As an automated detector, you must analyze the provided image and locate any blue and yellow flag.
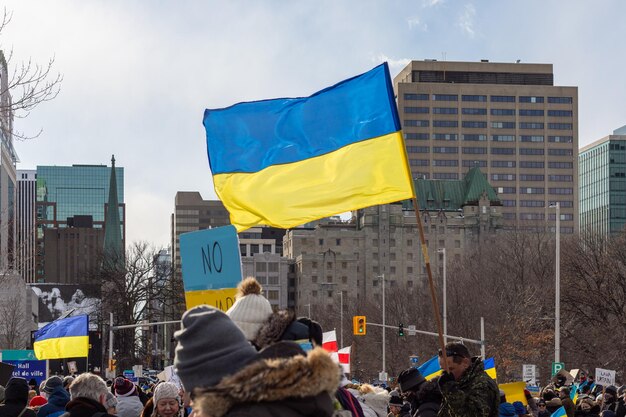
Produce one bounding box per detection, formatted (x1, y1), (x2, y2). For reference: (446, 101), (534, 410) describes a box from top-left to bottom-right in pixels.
(484, 357), (497, 380)
(418, 355), (443, 381)
(34, 315), (89, 360)
(550, 406), (567, 417)
(203, 63), (415, 232)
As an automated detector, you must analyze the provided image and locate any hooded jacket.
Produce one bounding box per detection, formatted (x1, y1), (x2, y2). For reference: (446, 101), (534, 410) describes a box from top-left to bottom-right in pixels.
(37, 386), (70, 417)
(254, 310), (317, 350)
(438, 357), (500, 417)
(0, 378), (37, 417)
(191, 347), (340, 417)
(116, 395), (144, 417)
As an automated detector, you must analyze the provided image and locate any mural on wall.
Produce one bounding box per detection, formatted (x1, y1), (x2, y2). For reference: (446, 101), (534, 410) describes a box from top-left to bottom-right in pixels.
(30, 284), (101, 330)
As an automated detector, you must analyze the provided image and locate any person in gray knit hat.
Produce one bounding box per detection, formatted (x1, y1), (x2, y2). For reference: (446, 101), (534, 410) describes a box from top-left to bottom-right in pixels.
(174, 305), (341, 417)
(151, 382), (181, 417)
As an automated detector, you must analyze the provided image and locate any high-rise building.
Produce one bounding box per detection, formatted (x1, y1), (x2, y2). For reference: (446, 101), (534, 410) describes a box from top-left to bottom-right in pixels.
(35, 163), (125, 282)
(16, 170), (37, 283)
(394, 60), (578, 233)
(579, 125), (626, 235)
(0, 50), (17, 272)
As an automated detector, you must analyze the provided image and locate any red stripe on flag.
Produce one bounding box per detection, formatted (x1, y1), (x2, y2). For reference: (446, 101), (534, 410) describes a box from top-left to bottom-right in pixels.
(338, 353), (350, 364)
(323, 341), (338, 352)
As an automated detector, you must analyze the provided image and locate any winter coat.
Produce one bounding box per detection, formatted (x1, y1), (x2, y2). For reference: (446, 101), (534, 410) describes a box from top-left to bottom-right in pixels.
(615, 399), (626, 417)
(499, 402), (517, 417)
(116, 395), (144, 417)
(438, 357), (500, 417)
(0, 378), (37, 417)
(416, 401), (440, 417)
(191, 346), (340, 417)
(360, 391), (390, 417)
(561, 397), (575, 417)
(253, 310), (310, 350)
(37, 387), (70, 417)
(64, 397), (117, 417)
(335, 387), (365, 417)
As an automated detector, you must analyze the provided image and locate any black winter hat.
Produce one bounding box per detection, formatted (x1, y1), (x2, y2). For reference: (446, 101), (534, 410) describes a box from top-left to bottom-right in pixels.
(5, 377), (29, 403)
(398, 368), (426, 393)
(606, 385), (618, 395)
(43, 376), (63, 394)
(389, 395), (403, 406)
(174, 305), (258, 392)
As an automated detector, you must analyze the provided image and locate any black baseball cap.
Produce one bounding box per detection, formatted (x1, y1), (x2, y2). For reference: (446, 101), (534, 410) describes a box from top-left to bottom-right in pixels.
(438, 342), (470, 358)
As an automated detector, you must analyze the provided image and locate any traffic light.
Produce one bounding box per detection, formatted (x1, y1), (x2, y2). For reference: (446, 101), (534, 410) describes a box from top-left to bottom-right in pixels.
(353, 316), (366, 335)
(398, 323), (405, 337)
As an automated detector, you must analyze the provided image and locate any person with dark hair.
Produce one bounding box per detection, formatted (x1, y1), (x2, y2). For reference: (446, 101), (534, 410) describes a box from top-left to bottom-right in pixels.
(603, 387), (619, 414)
(436, 342), (499, 417)
(537, 400), (550, 417)
(560, 387), (575, 417)
(37, 376), (70, 417)
(414, 380), (441, 417)
(396, 368), (425, 414)
(0, 378), (37, 417)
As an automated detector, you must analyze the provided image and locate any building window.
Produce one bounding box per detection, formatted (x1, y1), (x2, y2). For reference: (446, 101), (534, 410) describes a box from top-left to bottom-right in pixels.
(462, 134), (487, 142)
(497, 186), (516, 194)
(462, 95), (487, 102)
(462, 108), (487, 115)
(491, 122), (516, 129)
(410, 159), (430, 166)
(492, 160), (515, 168)
(520, 200), (545, 207)
(549, 175), (573, 182)
(404, 93), (429, 100)
(548, 123), (573, 130)
(312, 261), (318, 268)
(433, 120), (458, 128)
(432, 94), (458, 101)
(548, 110), (573, 117)
(492, 174), (515, 181)
(520, 213), (545, 220)
(463, 147), (487, 154)
(342, 262), (347, 268)
(520, 161), (545, 168)
(408, 146), (430, 154)
(491, 148), (516, 155)
(336, 239), (341, 245)
(312, 275), (318, 283)
(433, 146), (458, 154)
(520, 187), (545, 194)
(491, 95), (515, 102)
(549, 188), (574, 195)
(520, 148), (545, 155)
(433, 160), (459, 167)
(520, 135), (544, 142)
(548, 149), (573, 156)
(268, 263), (278, 272)
(548, 97), (573, 103)
(463, 160), (487, 167)
(342, 276), (347, 284)
(263, 244), (272, 253)
(548, 162), (573, 169)
(492, 135), (515, 142)
(520, 174), (544, 181)
(312, 290), (318, 297)
(491, 108), (515, 116)
(548, 136), (573, 143)
(462, 121), (487, 128)
(503, 213), (516, 219)
(405, 133), (430, 140)
(433, 107), (458, 114)
(407, 239), (413, 246)
(433, 173), (459, 179)
(327, 262), (332, 269)
(502, 200), (516, 207)
(519, 96), (544, 103)
(519, 122), (544, 129)
(519, 109), (544, 116)
(405, 107), (430, 114)
(432, 133), (458, 141)
(404, 120), (430, 127)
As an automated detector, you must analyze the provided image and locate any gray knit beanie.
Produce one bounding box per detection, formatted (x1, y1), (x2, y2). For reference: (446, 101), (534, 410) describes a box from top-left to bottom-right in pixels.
(174, 305), (258, 392)
(226, 277), (273, 341)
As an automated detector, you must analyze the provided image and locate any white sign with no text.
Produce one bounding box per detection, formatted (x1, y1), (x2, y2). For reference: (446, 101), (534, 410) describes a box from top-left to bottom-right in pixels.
(595, 368), (616, 386)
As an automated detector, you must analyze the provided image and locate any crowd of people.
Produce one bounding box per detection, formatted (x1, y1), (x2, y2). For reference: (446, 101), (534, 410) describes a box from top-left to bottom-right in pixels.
(0, 276), (621, 417)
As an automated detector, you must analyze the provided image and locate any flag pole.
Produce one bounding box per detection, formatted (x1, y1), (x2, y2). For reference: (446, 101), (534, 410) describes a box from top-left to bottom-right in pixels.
(411, 195), (449, 371)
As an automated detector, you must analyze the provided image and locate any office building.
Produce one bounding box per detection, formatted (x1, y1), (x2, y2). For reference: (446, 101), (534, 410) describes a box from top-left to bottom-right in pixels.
(36, 162), (125, 282)
(16, 170), (37, 283)
(580, 125), (626, 234)
(394, 60), (578, 233)
(0, 50), (16, 271)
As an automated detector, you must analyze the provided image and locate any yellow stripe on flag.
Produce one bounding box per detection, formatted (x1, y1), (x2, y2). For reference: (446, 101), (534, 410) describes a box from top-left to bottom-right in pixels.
(33, 335), (89, 360)
(214, 132), (414, 231)
(185, 288), (237, 311)
(499, 381), (528, 406)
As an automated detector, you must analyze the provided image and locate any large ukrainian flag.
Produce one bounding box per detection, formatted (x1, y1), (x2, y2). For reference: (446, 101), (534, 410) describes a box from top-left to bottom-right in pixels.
(203, 63), (415, 232)
(33, 315), (89, 360)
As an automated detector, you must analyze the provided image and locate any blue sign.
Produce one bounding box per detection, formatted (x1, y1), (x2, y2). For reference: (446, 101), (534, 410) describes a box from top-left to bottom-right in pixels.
(180, 226), (242, 291)
(3, 360), (47, 385)
(410, 356), (419, 364)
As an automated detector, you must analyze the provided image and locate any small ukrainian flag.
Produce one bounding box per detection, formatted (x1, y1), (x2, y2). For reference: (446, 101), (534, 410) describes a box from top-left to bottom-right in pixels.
(551, 406), (567, 417)
(34, 315), (89, 360)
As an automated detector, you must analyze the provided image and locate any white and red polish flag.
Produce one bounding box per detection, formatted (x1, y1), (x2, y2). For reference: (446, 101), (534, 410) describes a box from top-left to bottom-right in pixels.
(337, 346), (351, 374)
(322, 330), (338, 352)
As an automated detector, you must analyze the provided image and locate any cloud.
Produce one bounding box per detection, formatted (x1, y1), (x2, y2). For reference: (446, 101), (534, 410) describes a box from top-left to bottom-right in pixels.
(407, 16), (428, 31)
(458, 3), (476, 37)
(372, 54), (412, 75)
(422, 0), (443, 7)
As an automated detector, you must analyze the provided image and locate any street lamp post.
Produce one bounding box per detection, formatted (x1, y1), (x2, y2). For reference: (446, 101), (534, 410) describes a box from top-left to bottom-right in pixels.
(437, 248), (447, 344)
(381, 274), (386, 377)
(549, 202), (561, 363)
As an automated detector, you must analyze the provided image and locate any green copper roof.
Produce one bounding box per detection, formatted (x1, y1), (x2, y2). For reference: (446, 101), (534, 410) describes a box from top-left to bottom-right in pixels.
(405, 166), (500, 211)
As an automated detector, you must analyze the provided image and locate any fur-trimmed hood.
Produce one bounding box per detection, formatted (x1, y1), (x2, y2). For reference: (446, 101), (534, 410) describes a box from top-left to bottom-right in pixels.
(254, 310), (296, 349)
(192, 347), (341, 417)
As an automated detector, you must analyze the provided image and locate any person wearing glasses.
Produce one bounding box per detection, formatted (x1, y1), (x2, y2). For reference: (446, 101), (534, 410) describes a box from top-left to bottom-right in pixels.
(436, 342), (499, 417)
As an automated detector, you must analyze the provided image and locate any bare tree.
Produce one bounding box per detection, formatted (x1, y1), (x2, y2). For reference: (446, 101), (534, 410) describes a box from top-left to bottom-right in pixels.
(0, 7), (63, 140)
(0, 293), (30, 349)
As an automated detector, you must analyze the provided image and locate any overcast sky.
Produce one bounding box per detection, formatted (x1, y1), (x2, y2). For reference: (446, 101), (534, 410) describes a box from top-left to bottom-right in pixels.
(3, 1), (625, 247)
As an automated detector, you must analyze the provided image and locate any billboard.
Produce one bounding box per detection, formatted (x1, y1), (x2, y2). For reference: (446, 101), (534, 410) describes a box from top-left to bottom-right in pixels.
(30, 283), (101, 330)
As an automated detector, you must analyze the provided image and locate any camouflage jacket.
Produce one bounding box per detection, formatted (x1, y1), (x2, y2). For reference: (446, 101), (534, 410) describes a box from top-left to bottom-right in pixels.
(438, 357), (499, 417)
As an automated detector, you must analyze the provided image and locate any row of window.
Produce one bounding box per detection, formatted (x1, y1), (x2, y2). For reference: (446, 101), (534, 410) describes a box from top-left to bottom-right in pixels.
(491, 174), (573, 182)
(405, 133), (573, 143)
(406, 146), (574, 159)
(405, 107), (573, 117)
(404, 94), (573, 103)
(404, 120), (573, 130)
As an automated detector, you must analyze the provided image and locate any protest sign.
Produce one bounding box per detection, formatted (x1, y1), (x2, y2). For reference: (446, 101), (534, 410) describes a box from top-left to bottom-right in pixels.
(595, 368), (616, 386)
